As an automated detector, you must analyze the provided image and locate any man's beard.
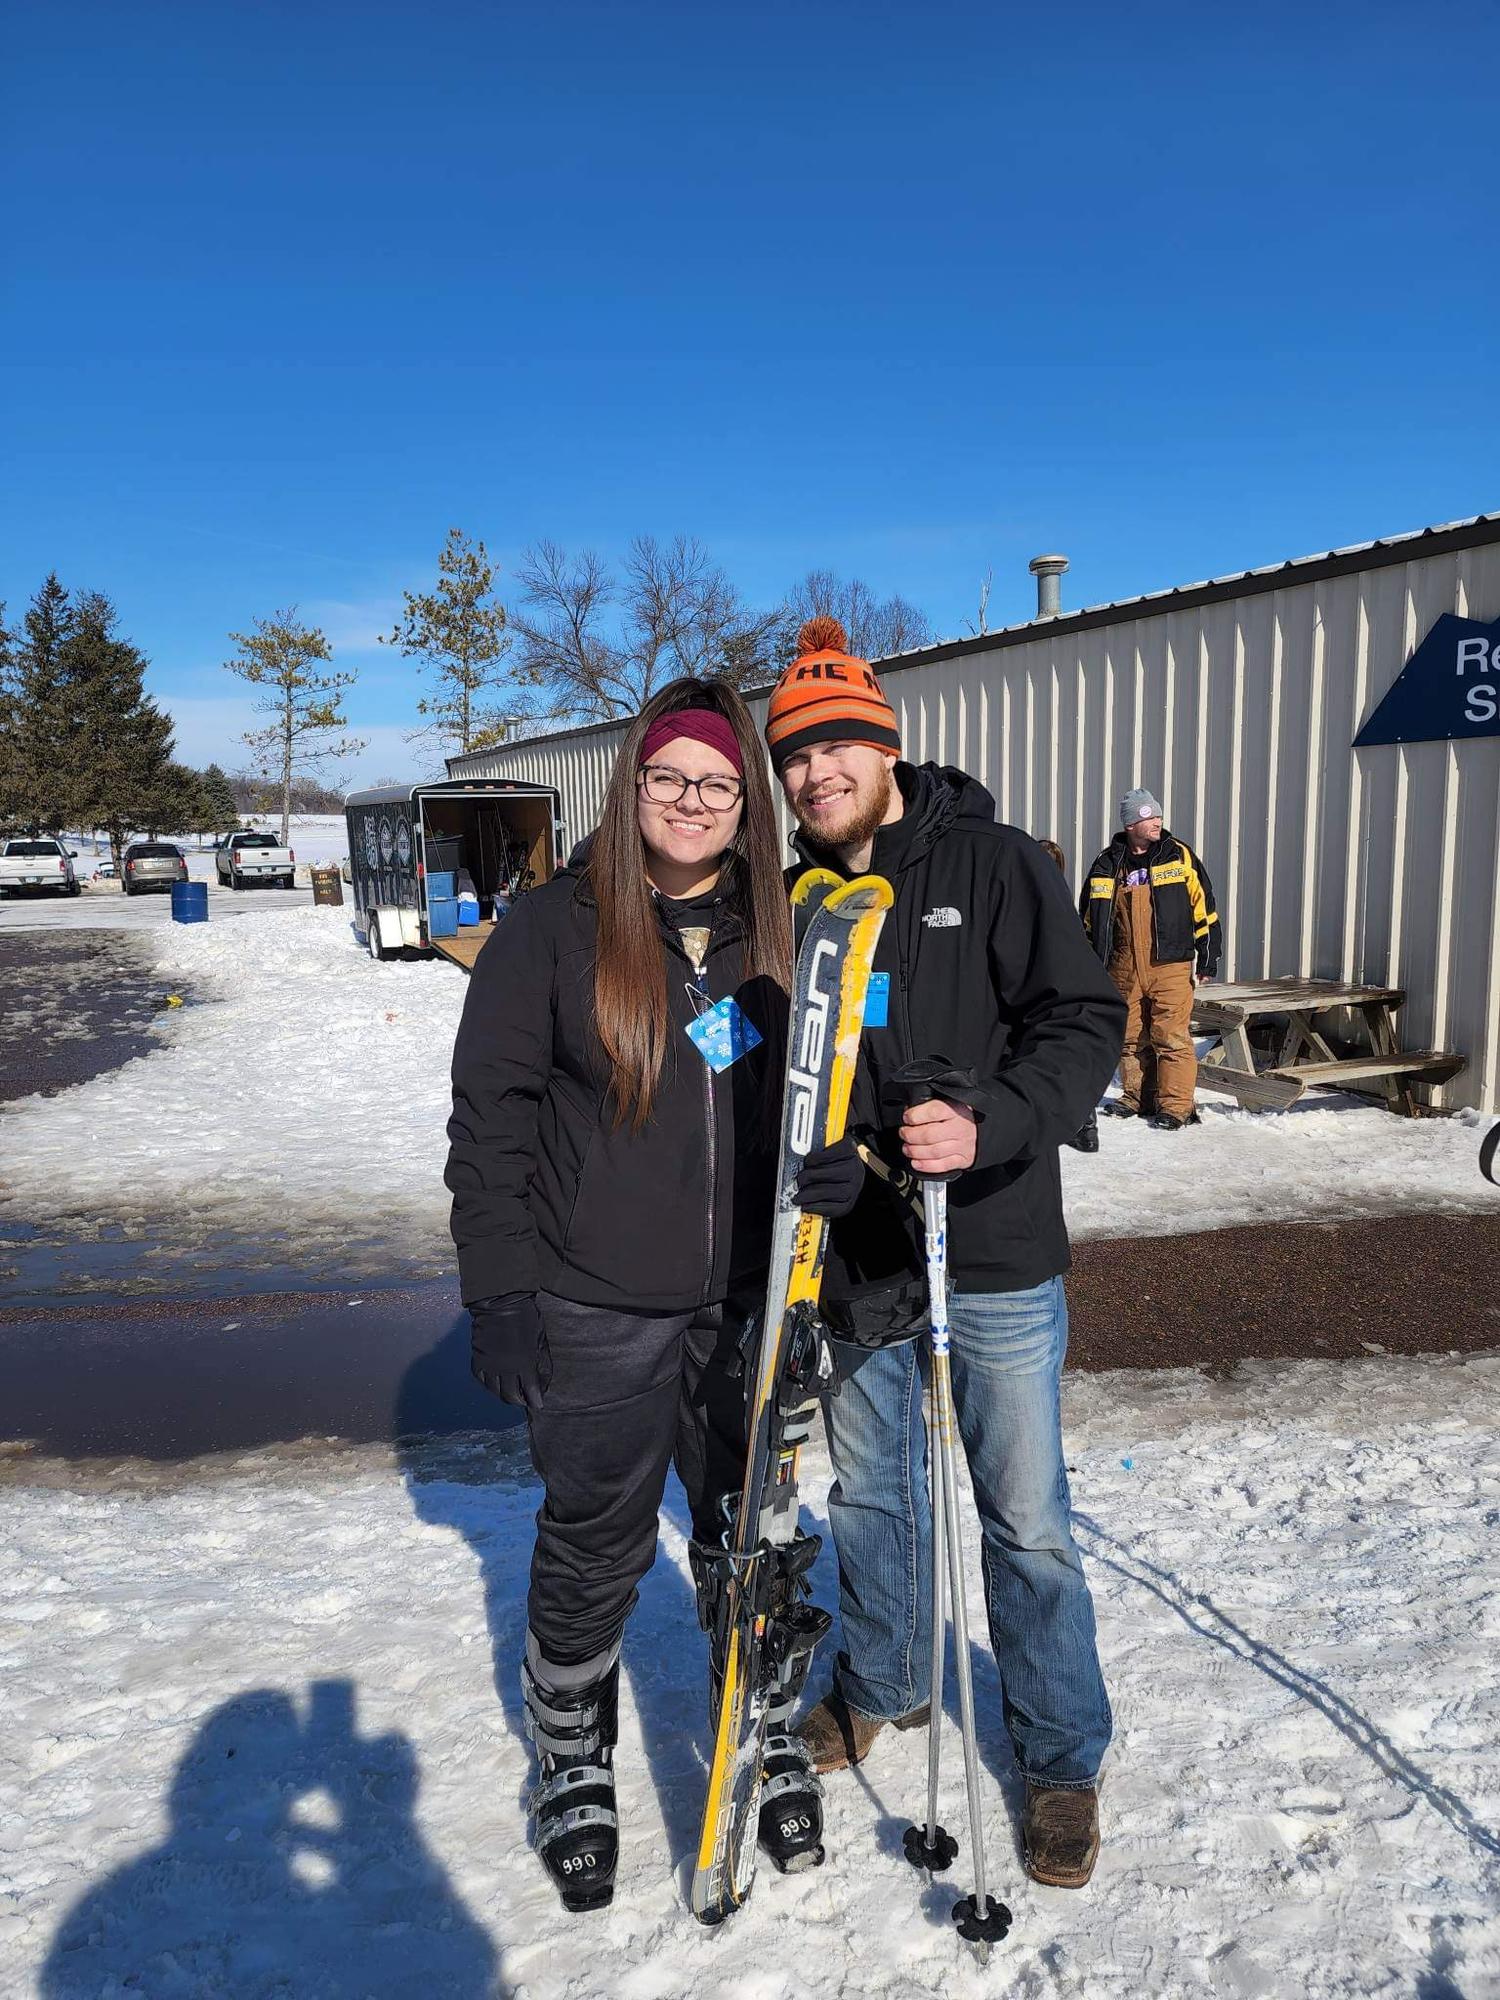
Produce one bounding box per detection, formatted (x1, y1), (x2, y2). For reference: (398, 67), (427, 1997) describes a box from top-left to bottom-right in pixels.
(793, 761), (895, 851)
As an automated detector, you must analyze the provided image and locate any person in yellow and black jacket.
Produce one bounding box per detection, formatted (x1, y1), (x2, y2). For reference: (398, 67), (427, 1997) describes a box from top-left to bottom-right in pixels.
(1080, 789), (1221, 1131)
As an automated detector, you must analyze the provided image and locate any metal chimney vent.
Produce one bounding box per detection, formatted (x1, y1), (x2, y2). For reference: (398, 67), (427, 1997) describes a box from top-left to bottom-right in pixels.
(1028, 554), (1069, 620)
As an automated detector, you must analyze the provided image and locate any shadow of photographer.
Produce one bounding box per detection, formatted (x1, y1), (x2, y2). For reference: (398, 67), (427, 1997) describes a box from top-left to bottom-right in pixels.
(40, 1679), (505, 2000)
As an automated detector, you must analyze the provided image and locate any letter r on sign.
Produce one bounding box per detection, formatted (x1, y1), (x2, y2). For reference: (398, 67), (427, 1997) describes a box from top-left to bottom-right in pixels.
(1456, 636), (1491, 675)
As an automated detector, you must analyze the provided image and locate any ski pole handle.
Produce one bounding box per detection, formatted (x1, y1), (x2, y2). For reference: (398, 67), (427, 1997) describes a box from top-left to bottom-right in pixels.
(889, 1056), (980, 1189)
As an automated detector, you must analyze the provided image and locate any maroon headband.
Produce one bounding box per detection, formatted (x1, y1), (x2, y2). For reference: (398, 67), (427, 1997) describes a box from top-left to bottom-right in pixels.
(639, 708), (744, 774)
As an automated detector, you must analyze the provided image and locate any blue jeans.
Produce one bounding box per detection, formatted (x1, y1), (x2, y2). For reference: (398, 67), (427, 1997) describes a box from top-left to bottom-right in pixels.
(824, 1275), (1110, 1789)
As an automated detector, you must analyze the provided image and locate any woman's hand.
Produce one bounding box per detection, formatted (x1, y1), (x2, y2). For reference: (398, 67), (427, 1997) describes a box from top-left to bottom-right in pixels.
(795, 1137), (868, 1218)
(469, 1293), (551, 1414)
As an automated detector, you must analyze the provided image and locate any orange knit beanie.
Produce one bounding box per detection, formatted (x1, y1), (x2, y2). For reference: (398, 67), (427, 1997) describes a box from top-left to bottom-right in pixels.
(764, 618), (901, 771)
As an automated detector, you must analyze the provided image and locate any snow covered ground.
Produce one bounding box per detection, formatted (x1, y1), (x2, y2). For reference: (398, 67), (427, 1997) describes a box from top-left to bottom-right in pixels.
(4, 1351), (1497, 1998)
(1, 906), (1495, 1277)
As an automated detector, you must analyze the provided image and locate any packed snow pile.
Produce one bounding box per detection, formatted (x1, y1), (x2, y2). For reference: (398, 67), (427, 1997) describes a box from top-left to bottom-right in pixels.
(4, 1352), (1497, 1998)
(1, 907), (1495, 1258)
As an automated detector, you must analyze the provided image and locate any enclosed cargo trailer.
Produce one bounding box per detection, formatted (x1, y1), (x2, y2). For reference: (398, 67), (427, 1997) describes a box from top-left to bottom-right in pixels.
(344, 777), (562, 970)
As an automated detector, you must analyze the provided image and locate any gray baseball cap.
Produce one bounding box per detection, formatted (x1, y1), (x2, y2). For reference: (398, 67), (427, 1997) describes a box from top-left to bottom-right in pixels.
(1120, 787), (1163, 829)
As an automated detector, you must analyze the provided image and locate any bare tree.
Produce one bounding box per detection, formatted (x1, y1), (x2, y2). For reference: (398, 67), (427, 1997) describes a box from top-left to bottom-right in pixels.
(383, 528), (513, 752)
(511, 535), (783, 722)
(968, 569), (994, 638)
(785, 570), (935, 660)
(224, 610), (365, 843)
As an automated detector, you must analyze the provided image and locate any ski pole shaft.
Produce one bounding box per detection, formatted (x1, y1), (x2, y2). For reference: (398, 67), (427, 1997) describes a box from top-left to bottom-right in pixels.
(935, 1341), (989, 1915)
(924, 1351), (946, 1847)
(923, 1174), (993, 1918)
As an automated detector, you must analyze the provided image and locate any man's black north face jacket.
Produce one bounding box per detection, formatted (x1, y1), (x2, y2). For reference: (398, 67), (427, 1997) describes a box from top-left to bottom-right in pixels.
(788, 763), (1126, 1332)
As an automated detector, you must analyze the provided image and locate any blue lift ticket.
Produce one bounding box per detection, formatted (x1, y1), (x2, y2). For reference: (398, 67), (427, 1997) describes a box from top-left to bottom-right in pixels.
(685, 996), (764, 1073)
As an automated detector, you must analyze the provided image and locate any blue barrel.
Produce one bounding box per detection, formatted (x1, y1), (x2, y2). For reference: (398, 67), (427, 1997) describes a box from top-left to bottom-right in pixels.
(171, 880), (208, 924)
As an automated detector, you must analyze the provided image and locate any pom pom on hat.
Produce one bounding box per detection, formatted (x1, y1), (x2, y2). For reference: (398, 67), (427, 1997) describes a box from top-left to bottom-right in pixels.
(797, 615), (849, 656)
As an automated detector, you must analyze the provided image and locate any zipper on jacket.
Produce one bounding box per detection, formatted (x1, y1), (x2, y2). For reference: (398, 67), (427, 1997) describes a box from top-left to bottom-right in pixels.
(658, 891), (726, 1304)
(694, 960), (718, 1301)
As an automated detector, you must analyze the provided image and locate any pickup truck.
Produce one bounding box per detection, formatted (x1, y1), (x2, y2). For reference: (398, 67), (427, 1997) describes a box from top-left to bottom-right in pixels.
(0, 837), (82, 898)
(215, 831), (297, 890)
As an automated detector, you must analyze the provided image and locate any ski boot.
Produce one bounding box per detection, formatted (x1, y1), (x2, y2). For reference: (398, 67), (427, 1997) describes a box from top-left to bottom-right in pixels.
(689, 1531), (830, 1876)
(758, 1595), (829, 1874)
(522, 1655), (619, 1913)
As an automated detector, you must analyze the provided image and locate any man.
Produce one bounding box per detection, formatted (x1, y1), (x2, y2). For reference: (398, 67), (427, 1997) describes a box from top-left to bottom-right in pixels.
(1081, 790), (1221, 1132)
(763, 617), (1126, 1890)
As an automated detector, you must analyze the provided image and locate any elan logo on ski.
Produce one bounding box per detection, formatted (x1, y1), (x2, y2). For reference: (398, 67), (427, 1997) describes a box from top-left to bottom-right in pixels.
(922, 906), (962, 929)
(787, 939), (838, 1156)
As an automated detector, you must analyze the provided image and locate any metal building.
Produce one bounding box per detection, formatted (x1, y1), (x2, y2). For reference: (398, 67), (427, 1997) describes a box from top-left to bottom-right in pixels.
(449, 514), (1500, 1113)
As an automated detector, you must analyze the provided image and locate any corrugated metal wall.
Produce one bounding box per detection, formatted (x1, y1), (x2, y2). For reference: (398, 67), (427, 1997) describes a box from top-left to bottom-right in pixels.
(453, 533), (1500, 1112)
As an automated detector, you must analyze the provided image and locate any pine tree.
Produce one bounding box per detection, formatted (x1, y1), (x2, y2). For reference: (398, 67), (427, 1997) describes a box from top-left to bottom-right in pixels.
(7, 575), (77, 831)
(60, 592), (178, 871)
(384, 528), (512, 751)
(223, 609), (365, 843)
(199, 762), (241, 838)
(0, 599), (21, 835)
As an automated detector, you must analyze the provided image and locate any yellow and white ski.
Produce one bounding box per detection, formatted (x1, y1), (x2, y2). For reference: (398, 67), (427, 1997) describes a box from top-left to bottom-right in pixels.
(690, 869), (892, 1924)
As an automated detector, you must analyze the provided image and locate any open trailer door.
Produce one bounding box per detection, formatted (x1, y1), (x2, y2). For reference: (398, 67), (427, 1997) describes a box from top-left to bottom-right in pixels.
(416, 780), (559, 971)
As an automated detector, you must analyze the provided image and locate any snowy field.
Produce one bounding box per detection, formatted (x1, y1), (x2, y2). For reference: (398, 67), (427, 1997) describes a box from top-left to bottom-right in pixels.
(1, 906), (1495, 1276)
(4, 1351), (1497, 1999)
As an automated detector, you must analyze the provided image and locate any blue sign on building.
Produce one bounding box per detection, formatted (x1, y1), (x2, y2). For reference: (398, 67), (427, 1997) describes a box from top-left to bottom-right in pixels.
(1354, 613), (1500, 746)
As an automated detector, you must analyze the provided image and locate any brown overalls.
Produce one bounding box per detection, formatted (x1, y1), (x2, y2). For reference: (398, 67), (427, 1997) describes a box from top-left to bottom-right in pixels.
(1107, 874), (1197, 1119)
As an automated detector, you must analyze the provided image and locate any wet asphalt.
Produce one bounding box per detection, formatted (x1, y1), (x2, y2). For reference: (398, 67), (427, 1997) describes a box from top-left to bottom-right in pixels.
(0, 929), (172, 1102)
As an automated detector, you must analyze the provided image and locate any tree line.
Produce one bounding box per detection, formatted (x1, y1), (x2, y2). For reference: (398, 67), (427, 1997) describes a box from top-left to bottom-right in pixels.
(0, 533), (935, 849)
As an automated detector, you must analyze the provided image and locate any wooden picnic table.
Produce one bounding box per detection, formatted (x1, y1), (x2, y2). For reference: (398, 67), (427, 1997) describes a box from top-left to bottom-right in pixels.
(1190, 976), (1464, 1115)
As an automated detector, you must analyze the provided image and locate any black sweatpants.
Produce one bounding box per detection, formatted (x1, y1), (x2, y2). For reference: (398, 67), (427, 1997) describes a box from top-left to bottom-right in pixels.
(525, 1292), (750, 1671)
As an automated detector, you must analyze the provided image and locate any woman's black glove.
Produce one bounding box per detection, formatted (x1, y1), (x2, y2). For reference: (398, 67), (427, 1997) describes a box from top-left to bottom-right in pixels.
(794, 1136), (867, 1219)
(468, 1292), (551, 1414)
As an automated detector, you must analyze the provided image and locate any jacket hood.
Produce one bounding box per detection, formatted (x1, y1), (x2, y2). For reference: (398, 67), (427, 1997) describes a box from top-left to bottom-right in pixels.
(791, 761), (998, 877)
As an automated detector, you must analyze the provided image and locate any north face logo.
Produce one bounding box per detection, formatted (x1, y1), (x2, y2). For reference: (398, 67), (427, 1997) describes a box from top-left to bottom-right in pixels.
(922, 906), (962, 929)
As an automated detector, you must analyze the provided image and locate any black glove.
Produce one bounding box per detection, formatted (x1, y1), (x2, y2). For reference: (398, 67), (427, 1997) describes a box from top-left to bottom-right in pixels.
(469, 1292), (551, 1414)
(795, 1136), (867, 1219)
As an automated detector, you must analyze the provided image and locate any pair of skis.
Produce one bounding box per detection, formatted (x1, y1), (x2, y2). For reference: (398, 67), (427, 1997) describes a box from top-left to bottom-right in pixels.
(689, 866), (892, 1926)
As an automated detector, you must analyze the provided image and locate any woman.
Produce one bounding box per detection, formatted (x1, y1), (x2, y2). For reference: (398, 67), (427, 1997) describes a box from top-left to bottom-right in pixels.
(445, 677), (796, 1913)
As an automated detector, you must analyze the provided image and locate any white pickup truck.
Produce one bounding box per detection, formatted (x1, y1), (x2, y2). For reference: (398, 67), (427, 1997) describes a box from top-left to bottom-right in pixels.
(0, 837), (82, 897)
(214, 830), (297, 890)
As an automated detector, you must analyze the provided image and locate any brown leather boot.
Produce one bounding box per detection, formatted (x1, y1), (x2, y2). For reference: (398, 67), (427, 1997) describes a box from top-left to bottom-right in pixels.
(795, 1692), (931, 1774)
(1023, 1781), (1100, 1887)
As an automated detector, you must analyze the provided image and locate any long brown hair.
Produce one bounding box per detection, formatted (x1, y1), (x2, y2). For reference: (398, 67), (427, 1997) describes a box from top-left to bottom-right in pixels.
(590, 677), (792, 1130)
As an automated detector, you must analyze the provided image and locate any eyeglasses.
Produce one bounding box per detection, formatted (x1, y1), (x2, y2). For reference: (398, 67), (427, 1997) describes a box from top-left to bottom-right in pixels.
(637, 764), (744, 811)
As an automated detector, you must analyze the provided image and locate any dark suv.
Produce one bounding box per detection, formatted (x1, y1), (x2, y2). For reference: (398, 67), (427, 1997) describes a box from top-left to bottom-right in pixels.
(122, 841), (190, 895)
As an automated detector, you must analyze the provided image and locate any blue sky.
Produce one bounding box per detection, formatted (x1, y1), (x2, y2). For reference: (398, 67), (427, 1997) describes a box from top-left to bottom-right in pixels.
(5, 0), (1497, 783)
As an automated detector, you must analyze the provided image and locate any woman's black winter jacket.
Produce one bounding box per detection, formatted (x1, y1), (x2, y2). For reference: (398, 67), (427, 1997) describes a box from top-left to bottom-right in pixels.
(445, 859), (785, 1312)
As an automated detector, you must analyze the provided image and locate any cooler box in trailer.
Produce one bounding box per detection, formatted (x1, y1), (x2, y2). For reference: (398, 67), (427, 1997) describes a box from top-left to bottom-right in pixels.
(428, 897), (459, 939)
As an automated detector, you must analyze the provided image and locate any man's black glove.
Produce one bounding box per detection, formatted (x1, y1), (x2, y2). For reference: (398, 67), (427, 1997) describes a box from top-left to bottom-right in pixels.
(468, 1292), (551, 1414)
(795, 1136), (867, 1219)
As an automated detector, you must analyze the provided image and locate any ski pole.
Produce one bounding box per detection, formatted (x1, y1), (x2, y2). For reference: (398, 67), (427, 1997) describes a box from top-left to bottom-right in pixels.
(903, 1341), (956, 1876)
(895, 1062), (1010, 1951)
